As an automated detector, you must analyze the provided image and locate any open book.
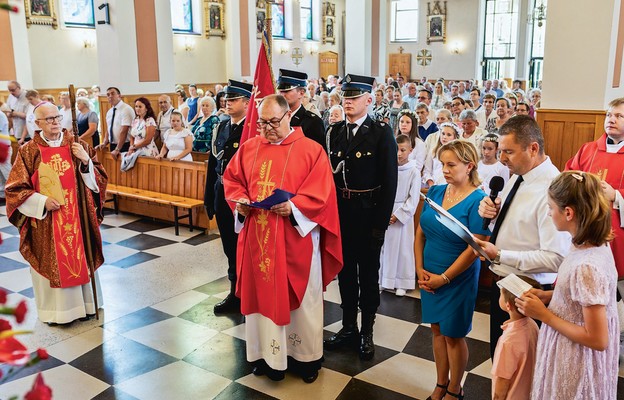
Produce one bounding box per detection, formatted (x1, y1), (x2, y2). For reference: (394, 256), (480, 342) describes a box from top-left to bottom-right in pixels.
(420, 192), (491, 261)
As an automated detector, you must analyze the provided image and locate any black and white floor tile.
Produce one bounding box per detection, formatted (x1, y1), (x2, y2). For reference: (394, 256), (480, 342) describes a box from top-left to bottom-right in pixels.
(1, 206), (623, 399)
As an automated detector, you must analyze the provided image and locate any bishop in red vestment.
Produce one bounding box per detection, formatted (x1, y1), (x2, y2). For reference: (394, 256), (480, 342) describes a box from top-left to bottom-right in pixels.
(223, 95), (342, 383)
(5, 102), (107, 324)
(566, 98), (624, 278)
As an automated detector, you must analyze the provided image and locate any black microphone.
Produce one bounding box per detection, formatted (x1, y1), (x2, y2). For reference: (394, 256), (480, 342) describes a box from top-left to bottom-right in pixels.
(482, 176), (505, 230)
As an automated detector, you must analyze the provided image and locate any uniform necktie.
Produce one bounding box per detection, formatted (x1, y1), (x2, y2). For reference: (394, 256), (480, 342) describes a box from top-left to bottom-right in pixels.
(347, 123), (357, 142)
(109, 106), (116, 144)
(490, 175), (524, 244)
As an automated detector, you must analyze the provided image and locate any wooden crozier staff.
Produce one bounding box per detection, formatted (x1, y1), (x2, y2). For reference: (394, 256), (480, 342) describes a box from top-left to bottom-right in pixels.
(68, 84), (99, 320)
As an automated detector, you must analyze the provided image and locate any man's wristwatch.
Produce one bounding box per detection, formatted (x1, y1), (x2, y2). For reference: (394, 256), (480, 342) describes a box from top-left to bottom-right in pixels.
(492, 249), (502, 265)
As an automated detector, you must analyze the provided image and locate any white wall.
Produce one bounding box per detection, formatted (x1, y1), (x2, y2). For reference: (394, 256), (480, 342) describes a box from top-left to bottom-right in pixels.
(540, 0), (615, 109)
(28, 24), (99, 89)
(172, 35), (228, 84)
(385, 0), (480, 81)
(1, 5), (34, 89)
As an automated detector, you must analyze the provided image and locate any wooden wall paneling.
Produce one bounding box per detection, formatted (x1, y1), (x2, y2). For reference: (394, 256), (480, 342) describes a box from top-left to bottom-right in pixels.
(319, 51), (339, 80)
(536, 109), (606, 171)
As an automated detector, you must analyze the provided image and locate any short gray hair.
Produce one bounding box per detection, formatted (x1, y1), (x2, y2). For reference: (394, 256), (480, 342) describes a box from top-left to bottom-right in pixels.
(459, 109), (477, 121)
(415, 102), (429, 112)
(76, 96), (91, 109)
(200, 96), (216, 112)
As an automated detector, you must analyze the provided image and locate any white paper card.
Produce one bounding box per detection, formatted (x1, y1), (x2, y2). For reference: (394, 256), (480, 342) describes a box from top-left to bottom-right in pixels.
(496, 273), (533, 298)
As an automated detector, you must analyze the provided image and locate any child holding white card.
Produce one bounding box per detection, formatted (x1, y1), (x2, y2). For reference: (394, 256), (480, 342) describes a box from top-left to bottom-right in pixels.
(516, 171), (618, 399)
(491, 275), (541, 400)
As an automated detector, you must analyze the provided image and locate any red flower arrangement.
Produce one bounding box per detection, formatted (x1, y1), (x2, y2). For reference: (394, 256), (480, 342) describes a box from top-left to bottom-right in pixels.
(0, 289), (53, 399)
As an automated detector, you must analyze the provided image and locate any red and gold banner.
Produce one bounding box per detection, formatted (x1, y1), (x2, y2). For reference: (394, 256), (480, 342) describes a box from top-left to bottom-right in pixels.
(240, 30), (275, 145)
(33, 144), (90, 288)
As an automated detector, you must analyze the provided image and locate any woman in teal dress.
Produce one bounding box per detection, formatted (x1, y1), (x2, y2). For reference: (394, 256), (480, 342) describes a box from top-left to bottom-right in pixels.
(415, 140), (490, 400)
(191, 97), (219, 153)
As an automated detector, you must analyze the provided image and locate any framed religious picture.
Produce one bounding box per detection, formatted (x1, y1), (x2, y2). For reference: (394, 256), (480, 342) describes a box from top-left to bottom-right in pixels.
(323, 1), (335, 17)
(322, 16), (335, 44)
(205, 1), (225, 38)
(427, 1), (446, 44)
(24, 0), (58, 29)
(256, 9), (266, 38)
(60, 0), (95, 28)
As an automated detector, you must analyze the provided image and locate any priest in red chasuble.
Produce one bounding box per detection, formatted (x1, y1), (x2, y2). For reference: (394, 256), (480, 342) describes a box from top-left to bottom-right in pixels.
(5, 102), (107, 325)
(566, 97), (624, 279)
(223, 94), (342, 383)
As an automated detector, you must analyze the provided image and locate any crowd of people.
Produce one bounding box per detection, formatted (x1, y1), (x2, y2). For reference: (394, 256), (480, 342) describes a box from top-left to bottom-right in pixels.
(1, 71), (623, 399)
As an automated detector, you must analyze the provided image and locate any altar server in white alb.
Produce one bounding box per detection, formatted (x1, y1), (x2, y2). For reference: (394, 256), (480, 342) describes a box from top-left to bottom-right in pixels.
(379, 134), (421, 296)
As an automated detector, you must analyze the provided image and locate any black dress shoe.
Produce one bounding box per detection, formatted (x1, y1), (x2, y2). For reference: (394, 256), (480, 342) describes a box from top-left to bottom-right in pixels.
(266, 368), (285, 381)
(323, 325), (359, 349)
(359, 332), (375, 360)
(252, 366), (265, 376)
(302, 370), (319, 383)
(213, 293), (241, 314)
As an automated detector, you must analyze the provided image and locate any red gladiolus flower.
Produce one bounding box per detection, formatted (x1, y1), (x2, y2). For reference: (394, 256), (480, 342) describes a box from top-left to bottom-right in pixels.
(0, 290), (6, 304)
(14, 300), (27, 323)
(0, 319), (11, 332)
(0, 337), (30, 365)
(24, 373), (53, 400)
(36, 348), (49, 360)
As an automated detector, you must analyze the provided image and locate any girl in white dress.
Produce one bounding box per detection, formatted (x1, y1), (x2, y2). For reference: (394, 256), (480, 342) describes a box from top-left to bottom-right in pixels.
(477, 133), (509, 195)
(516, 171), (619, 400)
(156, 111), (193, 162)
(397, 109), (426, 173)
(379, 134), (421, 296)
(423, 122), (460, 187)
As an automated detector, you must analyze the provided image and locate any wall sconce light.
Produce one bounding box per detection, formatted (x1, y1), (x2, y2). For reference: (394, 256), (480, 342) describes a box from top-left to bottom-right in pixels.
(309, 46), (318, 55)
(82, 33), (95, 48)
(279, 45), (288, 54)
(184, 37), (194, 52)
(452, 42), (460, 54)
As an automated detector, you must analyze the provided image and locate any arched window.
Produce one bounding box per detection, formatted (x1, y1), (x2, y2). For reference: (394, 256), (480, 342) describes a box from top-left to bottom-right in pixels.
(171, 0), (194, 33)
(482, 0), (519, 80)
(61, 0), (95, 28)
(390, 0), (419, 42)
(300, 0), (313, 40)
(529, 0), (547, 89)
(272, 0), (286, 38)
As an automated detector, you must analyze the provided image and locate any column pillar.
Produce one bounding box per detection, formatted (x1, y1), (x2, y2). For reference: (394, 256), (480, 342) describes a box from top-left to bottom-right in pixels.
(345, 0), (372, 76)
(541, 0), (618, 109)
(95, 0), (174, 94)
(0, 6), (33, 89)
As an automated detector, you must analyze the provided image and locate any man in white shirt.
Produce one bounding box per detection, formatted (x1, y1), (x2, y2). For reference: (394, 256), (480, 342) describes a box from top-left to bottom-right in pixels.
(476, 94), (496, 128)
(402, 83), (418, 111)
(21, 90), (42, 145)
(96, 87), (134, 158)
(307, 83), (325, 113)
(6, 80), (29, 141)
(156, 94), (175, 140)
(457, 81), (470, 100)
(476, 115), (570, 358)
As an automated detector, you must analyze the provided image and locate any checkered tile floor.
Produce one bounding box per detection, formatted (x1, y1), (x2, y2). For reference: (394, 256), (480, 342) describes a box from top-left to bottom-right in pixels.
(1, 204), (623, 399)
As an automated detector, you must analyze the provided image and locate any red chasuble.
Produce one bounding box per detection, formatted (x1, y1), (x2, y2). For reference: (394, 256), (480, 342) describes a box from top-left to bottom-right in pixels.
(566, 134), (624, 277)
(223, 127), (343, 326)
(6, 134), (107, 288)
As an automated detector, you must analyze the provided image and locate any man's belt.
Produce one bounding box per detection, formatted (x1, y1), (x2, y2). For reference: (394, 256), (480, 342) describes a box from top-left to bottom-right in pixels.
(339, 186), (381, 200)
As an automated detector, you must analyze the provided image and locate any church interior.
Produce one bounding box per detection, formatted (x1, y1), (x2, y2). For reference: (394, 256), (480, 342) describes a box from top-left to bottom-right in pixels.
(1, 0), (624, 399)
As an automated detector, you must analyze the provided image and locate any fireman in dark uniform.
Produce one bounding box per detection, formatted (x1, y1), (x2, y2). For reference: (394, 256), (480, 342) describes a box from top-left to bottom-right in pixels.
(323, 74), (398, 360)
(277, 69), (326, 147)
(204, 79), (253, 314)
